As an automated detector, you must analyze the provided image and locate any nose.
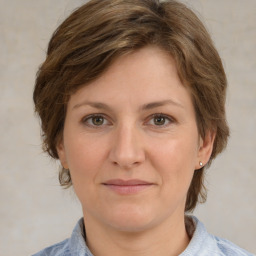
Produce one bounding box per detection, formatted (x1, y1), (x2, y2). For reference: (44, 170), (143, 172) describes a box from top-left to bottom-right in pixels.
(109, 124), (145, 169)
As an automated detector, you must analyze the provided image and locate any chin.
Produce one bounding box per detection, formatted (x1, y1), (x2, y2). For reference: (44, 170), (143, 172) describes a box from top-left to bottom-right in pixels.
(110, 219), (154, 233)
(103, 206), (157, 232)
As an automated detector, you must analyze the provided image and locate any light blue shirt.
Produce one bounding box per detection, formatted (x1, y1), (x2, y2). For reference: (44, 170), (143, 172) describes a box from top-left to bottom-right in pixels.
(32, 216), (254, 256)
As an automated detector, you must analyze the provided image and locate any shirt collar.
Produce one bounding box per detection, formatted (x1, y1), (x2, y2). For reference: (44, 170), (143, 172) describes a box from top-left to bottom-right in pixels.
(68, 216), (223, 256)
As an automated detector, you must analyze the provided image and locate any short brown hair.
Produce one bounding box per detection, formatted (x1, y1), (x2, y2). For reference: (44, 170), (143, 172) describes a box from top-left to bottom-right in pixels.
(33, 0), (229, 212)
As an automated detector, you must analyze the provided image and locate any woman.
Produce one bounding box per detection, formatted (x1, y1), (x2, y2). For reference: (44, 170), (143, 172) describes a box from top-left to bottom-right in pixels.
(32, 0), (253, 255)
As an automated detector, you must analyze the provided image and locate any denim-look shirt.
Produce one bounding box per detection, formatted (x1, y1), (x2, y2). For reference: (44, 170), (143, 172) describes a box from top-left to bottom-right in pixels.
(32, 216), (254, 256)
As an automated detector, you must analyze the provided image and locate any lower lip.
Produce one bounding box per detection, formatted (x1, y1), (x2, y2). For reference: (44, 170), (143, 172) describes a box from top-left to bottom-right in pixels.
(103, 184), (153, 195)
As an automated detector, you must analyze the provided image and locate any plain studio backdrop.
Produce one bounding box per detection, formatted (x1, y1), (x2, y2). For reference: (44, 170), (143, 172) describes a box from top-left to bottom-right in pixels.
(0, 0), (255, 255)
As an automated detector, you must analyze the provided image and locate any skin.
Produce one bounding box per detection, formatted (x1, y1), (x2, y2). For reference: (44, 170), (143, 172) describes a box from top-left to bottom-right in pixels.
(57, 46), (215, 256)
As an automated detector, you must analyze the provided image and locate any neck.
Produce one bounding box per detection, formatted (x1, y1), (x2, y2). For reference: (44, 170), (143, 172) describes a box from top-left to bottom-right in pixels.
(83, 213), (190, 256)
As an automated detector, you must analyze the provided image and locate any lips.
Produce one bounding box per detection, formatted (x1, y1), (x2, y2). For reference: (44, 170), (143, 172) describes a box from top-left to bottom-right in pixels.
(103, 179), (152, 186)
(102, 179), (154, 195)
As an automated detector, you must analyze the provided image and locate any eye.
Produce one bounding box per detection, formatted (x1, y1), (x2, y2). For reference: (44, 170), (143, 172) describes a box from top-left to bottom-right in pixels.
(153, 115), (166, 125)
(82, 114), (110, 127)
(147, 113), (174, 127)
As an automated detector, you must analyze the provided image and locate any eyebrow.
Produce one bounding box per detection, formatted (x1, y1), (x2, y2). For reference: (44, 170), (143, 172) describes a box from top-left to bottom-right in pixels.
(73, 101), (112, 111)
(72, 99), (184, 111)
(140, 99), (184, 110)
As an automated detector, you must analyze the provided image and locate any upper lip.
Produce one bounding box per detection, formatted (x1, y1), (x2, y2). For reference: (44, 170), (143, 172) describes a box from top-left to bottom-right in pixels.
(103, 179), (153, 186)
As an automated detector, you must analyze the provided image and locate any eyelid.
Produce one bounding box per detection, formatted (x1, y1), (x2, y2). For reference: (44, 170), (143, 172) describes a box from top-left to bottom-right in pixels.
(146, 113), (175, 127)
(81, 113), (175, 128)
(81, 113), (112, 127)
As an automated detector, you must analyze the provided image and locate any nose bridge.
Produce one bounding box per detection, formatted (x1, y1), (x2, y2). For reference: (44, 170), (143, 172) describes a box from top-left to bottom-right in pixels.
(109, 121), (145, 168)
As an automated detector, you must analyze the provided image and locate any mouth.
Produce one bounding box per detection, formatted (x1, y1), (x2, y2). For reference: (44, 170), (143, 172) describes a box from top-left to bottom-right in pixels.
(102, 179), (154, 195)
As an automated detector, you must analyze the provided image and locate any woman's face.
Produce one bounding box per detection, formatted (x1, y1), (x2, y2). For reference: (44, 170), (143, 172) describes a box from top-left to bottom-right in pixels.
(57, 46), (213, 232)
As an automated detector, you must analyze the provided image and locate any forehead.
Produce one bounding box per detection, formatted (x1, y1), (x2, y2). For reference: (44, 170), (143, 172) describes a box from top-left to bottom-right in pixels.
(68, 46), (193, 112)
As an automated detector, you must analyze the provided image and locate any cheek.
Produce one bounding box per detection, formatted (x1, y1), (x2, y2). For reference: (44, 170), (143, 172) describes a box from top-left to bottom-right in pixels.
(148, 135), (198, 186)
(65, 135), (110, 205)
(64, 133), (108, 182)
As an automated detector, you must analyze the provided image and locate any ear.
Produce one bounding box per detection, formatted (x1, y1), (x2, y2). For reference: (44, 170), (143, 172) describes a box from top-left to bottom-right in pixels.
(196, 130), (216, 169)
(56, 140), (69, 169)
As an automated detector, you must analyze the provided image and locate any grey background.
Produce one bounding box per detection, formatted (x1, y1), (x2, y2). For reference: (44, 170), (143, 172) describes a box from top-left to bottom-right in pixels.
(0, 0), (255, 255)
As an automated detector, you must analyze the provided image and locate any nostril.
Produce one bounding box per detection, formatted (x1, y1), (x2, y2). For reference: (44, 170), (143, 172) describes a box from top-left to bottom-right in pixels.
(111, 159), (141, 169)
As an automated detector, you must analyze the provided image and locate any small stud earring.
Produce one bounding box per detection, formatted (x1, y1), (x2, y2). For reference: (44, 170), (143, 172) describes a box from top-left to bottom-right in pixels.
(199, 161), (203, 167)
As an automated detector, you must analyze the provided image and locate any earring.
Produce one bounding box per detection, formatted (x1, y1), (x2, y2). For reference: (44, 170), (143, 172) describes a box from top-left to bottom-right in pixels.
(199, 161), (203, 167)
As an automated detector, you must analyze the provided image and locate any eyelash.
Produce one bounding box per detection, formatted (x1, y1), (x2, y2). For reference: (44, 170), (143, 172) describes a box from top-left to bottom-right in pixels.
(147, 113), (175, 128)
(81, 113), (175, 128)
(81, 114), (111, 128)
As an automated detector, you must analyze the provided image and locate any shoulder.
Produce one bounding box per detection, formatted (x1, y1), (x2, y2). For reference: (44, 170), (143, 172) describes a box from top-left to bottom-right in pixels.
(212, 235), (255, 256)
(182, 216), (255, 256)
(32, 239), (70, 256)
(32, 218), (91, 256)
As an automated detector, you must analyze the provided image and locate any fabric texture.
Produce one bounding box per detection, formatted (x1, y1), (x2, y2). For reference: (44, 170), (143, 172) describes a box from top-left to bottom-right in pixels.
(32, 216), (254, 256)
